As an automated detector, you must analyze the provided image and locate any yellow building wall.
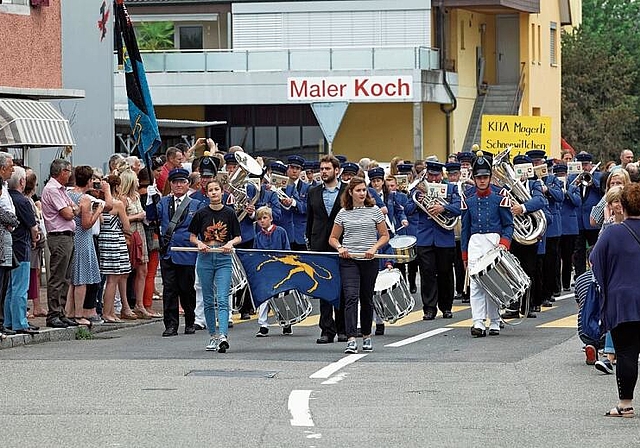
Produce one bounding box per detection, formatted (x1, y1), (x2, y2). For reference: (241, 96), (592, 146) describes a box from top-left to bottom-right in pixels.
(423, 103), (447, 161)
(332, 103), (414, 163)
(520, 4), (562, 157)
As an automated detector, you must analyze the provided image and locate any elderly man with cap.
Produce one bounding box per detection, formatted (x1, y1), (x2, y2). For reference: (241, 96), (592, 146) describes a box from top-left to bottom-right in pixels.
(446, 161), (469, 303)
(461, 152), (514, 337)
(553, 163), (581, 294)
(340, 162), (360, 183)
(405, 161), (461, 320)
(156, 168), (204, 336)
(501, 154), (548, 319)
(278, 155), (310, 251)
(569, 151), (603, 279)
(527, 150), (564, 306)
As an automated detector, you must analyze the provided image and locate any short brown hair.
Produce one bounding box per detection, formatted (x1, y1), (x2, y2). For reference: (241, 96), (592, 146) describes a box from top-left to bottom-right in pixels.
(319, 154), (340, 169)
(621, 182), (640, 216)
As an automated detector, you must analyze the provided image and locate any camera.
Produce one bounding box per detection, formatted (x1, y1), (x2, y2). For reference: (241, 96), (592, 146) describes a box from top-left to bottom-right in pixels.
(93, 181), (101, 190)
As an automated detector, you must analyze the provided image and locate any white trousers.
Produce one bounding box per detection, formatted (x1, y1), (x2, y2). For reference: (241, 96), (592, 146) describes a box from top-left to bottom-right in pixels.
(468, 233), (501, 330)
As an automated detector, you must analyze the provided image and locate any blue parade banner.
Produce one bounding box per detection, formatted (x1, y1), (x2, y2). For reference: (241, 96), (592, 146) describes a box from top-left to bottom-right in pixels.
(114, 0), (161, 168)
(235, 250), (341, 308)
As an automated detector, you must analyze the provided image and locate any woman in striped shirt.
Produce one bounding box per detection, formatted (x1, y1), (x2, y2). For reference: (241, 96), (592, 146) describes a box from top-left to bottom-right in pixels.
(329, 177), (389, 354)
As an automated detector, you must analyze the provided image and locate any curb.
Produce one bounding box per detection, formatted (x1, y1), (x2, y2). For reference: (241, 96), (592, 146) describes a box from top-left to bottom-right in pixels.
(0, 319), (159, 350)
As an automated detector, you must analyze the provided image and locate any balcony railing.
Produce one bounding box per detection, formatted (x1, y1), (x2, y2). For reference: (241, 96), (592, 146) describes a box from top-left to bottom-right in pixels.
(114, 46), (440, 73)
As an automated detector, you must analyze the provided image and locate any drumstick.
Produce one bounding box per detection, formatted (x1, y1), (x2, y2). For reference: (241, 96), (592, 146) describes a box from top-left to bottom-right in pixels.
(170, 246), (410, 260)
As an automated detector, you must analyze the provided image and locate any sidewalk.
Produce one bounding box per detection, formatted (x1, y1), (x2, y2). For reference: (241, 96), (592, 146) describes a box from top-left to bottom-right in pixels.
(1, 278), (164, 350)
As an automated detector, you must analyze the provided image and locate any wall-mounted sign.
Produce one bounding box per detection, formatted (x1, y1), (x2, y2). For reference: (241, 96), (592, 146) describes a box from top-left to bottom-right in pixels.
(288, 76), (413, 101)
(481, 115), (552, 154)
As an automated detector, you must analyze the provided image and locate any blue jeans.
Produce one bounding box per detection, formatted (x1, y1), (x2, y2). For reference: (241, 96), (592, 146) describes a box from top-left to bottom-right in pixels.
(4, 261), (30, 330)
(196, 252), (232, 337)
(604, 331), (616, 355)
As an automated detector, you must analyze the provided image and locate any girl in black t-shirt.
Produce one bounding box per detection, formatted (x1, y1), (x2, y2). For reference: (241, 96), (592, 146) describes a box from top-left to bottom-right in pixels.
(188, 179), (241, 353)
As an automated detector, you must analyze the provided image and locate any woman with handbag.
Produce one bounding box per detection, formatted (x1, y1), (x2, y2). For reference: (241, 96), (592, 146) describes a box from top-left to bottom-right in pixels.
(119, 166), (154, 319)
(590, 182), (640, 418)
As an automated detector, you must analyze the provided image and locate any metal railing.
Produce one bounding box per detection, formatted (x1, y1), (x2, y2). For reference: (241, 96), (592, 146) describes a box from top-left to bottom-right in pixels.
(114, 46), (440, 73)
(512, 62), (526, 114)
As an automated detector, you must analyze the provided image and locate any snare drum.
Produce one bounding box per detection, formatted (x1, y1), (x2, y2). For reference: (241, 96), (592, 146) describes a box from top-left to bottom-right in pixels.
(388, 235), (417, 262)
(372, 269), (415, 324)
(469, 248), (531, 309)
(269, 290), (313, 326)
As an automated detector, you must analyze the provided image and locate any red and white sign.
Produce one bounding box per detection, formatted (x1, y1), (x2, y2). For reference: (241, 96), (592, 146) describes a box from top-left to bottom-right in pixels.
(288, 76), (413, 101)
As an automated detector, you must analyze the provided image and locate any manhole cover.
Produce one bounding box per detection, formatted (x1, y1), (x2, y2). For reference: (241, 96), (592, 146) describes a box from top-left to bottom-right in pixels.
(186, 369), (278, 378)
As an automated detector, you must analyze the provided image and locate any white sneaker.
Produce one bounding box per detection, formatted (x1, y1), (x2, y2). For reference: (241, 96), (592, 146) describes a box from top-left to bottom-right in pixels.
(344, 340), (358, 354)
(362, 337), (373, 352)
(205, 336), (219, 351)
(218, 334), (229, 353)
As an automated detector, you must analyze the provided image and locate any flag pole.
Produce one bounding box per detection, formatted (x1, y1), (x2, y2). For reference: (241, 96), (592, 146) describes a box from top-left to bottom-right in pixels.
(170, 246), (411, 260)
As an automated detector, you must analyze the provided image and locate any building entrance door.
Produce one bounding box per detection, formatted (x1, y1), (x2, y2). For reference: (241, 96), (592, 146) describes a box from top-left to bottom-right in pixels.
(496, 15), (520, 84)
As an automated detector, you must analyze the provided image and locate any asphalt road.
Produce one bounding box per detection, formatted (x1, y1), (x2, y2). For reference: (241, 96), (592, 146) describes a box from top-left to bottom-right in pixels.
(1, 293), (638, 447)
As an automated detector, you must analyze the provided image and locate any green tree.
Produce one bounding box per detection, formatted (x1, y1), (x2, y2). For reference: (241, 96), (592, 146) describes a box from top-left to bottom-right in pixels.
(562, 0), (640, 160)
(136, 21), (174, 51)
(562, 29), (638, 162)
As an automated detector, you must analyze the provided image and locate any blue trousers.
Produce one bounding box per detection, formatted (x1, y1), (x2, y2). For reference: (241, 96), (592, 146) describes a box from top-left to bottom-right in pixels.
(196, 252), (232, 337)
(4, 261), (30, 330)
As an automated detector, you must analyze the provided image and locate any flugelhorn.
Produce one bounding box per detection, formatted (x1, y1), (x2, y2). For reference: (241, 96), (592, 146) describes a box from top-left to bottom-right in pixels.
(412, 188), (459, 231)
(573, 162), (601, 187)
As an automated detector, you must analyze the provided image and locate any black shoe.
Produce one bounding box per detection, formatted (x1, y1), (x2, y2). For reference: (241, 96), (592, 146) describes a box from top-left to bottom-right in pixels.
(461, 295), (470, 304)
(162, 327), (178, 337)
(531, 306), (542, 312)
(442, 311), (453, 319)
(422, 311), (435, 321)
(453, 293), (463, 301)
(526, 312), (537, 318)
(499, 321), (505, 329)
(488, 329), (500, 336)
(45, 318), (68, 329)
(28, 325), (40, 331)
(337, 334), (348, 342)
(552, 291), (561, 298)
(184, 325), (196, 335)
(541, 300), (553, 308)
(282, 325), (292, 335)
(375, 323), (385, 336)
(0, 326), (16, 335)
(501, 310), (520, 319)
(240, 313), (251, 320)
(16, 328), (39, 335)
(193, 323), (206, 331)
(410, 286), (417, 294)
(316, 335), (334, 344)
(470, 326), (486, 337)
(256, 326), (269, 337)
(60, 316), (79, 327)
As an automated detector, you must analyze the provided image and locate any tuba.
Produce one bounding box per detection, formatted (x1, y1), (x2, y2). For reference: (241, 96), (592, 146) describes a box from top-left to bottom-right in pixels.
(491, 148), (547, 245)
(227, 152), (264, 221)
(412, 185), (459, 231)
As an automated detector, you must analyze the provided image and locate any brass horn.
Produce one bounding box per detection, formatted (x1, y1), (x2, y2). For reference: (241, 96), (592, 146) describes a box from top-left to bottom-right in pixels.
(227, 152), (264, 221)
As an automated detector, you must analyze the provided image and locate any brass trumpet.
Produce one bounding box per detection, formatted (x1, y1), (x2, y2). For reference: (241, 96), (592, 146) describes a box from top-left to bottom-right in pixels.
(573, 162), (601, 187)
(412, 191), (459, 230)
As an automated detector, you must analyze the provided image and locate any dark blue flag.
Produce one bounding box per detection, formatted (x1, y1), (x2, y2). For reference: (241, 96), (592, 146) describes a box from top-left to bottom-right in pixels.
(114, 0), (161, 167)
(236, 250), (341, 308)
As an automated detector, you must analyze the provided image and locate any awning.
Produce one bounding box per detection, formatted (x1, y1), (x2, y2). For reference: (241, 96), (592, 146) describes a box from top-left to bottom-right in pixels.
(0, 98), (75, 147)
(114, 104), (226, 129)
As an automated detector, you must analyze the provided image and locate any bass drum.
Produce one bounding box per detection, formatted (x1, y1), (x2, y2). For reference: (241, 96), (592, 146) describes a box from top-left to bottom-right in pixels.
(372, 268), (415, 324)
(469, 248), (530, 309)
(269, 290), (313, 326)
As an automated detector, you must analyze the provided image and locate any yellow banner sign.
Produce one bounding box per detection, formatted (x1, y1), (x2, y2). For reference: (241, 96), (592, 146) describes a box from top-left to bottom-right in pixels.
(481, 115), (551, 154)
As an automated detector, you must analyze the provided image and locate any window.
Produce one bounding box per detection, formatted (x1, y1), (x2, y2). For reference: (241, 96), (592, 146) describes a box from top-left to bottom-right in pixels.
(537, 25), (542, 65)
(460, 20), (465, 50)
(0, 0), (30, 14)
(531, 24), (536, 63)
(178, 26), (203, 50)
(1, 0), (30, 4)
(550, 22), (558, 66)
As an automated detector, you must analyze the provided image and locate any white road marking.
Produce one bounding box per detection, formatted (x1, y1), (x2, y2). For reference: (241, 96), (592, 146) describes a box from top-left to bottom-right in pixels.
(309, 354), (368, 379)
(321, 372), (347, 385)
(384, 327), (453, 347)
(554, 292), (574, 301)
(288, 390), (314, 427)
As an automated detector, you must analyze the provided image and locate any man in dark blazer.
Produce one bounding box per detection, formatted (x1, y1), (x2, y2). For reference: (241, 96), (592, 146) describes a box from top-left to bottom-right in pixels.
(306, 155), (347, 344)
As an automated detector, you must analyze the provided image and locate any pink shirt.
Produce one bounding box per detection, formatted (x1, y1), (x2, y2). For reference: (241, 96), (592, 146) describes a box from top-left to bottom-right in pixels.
(41, 177), (76, 233)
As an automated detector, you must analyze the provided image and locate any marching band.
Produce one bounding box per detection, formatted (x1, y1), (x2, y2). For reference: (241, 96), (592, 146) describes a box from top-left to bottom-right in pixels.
(158, 141), (609, 352)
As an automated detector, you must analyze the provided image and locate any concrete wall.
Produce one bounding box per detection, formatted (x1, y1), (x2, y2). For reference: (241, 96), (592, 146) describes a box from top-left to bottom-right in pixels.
(0, 3), (62, 89)
(53, 0), (114, 168)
